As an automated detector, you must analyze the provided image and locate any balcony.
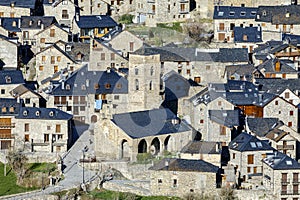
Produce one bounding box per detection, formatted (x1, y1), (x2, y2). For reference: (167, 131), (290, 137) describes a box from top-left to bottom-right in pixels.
(179, 10), (189, 14)
(277, 145), (294, 150)
(281, 179), (290, 185)
(281, 190), (299, 195)
(0, 133), (14, 139)
(179, 0), (188, 2)
(293, 179), (300, 184)
(53, 139), (67, 146)
(32, 139), (49, 146)
(0, 123), (15, 129)
(147, 0), (155, 3)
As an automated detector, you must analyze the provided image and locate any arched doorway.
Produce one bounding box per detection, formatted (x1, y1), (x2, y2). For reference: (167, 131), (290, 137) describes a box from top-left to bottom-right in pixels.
(150, 137), (160, 155)
(91, 115), (98, 123)
(138, 139), (147, 153)
(194, 131), (201, 141)
(120, 139), (129, 159)
(164, 135), (171, 151)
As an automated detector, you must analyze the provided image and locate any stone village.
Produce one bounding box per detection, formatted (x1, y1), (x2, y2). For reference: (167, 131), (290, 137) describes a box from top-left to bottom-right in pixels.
(1, 0), (300, 199)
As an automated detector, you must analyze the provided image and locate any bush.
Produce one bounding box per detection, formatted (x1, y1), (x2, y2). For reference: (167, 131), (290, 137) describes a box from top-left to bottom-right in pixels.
(136, 153), (154, 164)
(119, 14), (134, 24)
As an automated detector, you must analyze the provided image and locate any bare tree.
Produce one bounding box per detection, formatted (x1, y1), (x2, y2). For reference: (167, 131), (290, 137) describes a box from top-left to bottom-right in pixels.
(6, 151), (28, 184)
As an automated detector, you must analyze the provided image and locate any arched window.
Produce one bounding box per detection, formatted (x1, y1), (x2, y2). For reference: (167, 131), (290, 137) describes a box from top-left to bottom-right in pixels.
(149, 81), (153, 90)
(135, 79), (139, 90)
(135, 67), (138, 75)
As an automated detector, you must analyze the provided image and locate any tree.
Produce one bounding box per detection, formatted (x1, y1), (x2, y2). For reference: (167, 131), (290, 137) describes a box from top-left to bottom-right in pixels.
(6, 151), (28, 184)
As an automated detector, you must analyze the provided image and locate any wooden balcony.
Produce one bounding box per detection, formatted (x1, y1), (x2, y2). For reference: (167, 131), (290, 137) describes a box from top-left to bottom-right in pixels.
(281, 179), (290, 185)
(275, 52), (300, 57)
(281, 190), (299, 195)
(0, 133), (14, 139)
(0, 123), (15, 129)
(277, 145), (294, 150)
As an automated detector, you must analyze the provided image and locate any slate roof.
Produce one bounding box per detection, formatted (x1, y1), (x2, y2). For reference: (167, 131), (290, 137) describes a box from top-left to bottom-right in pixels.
(180, 141), (221, 154)
(229, 132), (274, 152)
(234, 27), (262, 43)
(263, 151), (300, 170)
(75, 15), (118, 29)
(10, 84), (43, 98)
(17, 107), (72, 120)
(257, 58), (298, 73)
(282, 33), (300, 44)
(254, 78), (300, 94)
(213, 6), (258, 19)
(50, 65), (128, 96)
(21, 16), (57, 29)
(256, 5), (300, 25)
(66, 42), (90, 62)
(0, 98), (22, 115)
(0, 0), (36, 8)
(0, 70), (25, 85)
(149, 158), (219, 173)
(0, 18), (21, 32)
(112, 108), (191, 139)
(162, 70), (191, 101)
(35, 43), (76, 63)
(247, 117), (279, 137)
(209, 110), (240, 128)
(225, 64), (255, 81)
(134, 47), (249, 63)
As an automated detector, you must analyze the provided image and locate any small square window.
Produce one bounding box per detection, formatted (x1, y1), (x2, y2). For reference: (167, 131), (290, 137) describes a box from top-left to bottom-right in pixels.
(1, 89), (5, 94)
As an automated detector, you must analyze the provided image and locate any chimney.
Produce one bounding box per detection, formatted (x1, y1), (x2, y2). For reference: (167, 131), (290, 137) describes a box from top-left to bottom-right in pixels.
(61, 81), (65, 90)
(0, 19), (2, 26)
(107, 67), (111, 73)
(18, 18), (21, 28)
(75, 13), (79, 22)
(41, 23), (44, 30)
(258, 93), (263, 102)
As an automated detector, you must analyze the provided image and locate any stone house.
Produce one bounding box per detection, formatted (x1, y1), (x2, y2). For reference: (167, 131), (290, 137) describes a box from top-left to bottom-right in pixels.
(207, 110), (241, 145)
(64, 42), (90, 65)
(34, 23), (69, 53)
(224, 64), (256, 81)
(71, 14), (118, 43)
(34, 43), (78, 84)
(255, 5), (300, 42)
(213, 6), (259, 43)
(0, 18), (22, 39)
(263, 96), (298, 132)
(180, 141), (222, 167)
(20, 16), (57, 46)
(109, 0), (135, 17)
(233, 26), (262, 53)
(0, 70), (25, 98)
(246, 117), (299, 159)
(77, 0), (109, 16)
(263, 151), (300, 200)
(0, 35), (19, 69)
(47, 64), (128, 123)
(89, 37), (128, 71)
(149, 158), (220, 197)
(43, 0), (76, 27)
(279, 88), (300, 106)
(229, 132), (274, 183)
(133, 0), (191, 26)
(0, 0), (37, 18)
(14, 107), (73, 154)
(94, 108), (193, 161)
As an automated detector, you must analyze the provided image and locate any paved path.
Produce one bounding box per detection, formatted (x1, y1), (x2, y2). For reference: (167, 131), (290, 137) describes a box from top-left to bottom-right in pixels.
(2, 125), (97, 200)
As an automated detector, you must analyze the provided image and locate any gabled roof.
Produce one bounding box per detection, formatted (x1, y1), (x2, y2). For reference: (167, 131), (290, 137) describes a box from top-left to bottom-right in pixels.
(35, 43), (76, 63)
(75, 15), (118, 29)
(34, 23), (68, 36)
(213, 6), (258, 19)
(0, 98), (22, 115)
(21, 16), (57, 29)
(66, 42), (90, 62)
(256, 5), (300, 25)
(247, 117), (280, 137)
(112, 108), (191, 139)
(255, 78), (300, 95)
(263, 151), (300, 170)
(234, 27), (262, 43)
(180, 141), (221, 154)
(50, 65), (128, 96)
(209, 110), (240, 128)
(257, 58), (298, 73)
(149, 158), (219, 173)
(10, 84), (43, 98)
(0, 18), (21, 32)
(0, 70), (24, 85)
(225, 64), (255, 80)
(17, 107), (72, 120)
(229, 132), (274, 152)
(0, 0), (36, 8)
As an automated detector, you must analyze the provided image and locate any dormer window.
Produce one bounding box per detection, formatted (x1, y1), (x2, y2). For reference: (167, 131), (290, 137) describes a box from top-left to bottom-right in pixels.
(35, 111), (40, 116)
(23, 110), (27, 116)
(49, 0), (53, 3)
(116, 83), (122, 89)
(29, 20), (33, 26)
(286, 12), (290, 18)
(12, 21), (16, 27)
(240, 11), (246, 16)
(9, 107), (14, 113)
(66, 84), (71, 90)
(229, 11), (235, 16)
(105, 83), (111, 89)
(243, 34), (248, 41)
(5, 76), (11, 83)
(94, 83), (100, 89)
(262, 10), (267, 16)
(2, 107), (6, 113)
(49, 111), (54, 117)
(81, 85), (86, 90)
(37, 20), (41, 26)
(11, 2), (14, 8)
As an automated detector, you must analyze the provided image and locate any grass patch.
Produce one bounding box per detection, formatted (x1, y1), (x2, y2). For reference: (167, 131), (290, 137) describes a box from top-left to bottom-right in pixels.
(28, 162), (56, 173)
(0, 163), (36, 196)
(157, 22), (183, 32)
(118, 14), (134, 24)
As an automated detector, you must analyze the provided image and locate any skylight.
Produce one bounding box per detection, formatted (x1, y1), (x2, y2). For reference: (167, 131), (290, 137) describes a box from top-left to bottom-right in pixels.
(229, 11), (235, 16)
(218, 12), (224, 16)
(240, 12), (246, 16)
(250, 11), (257, 16)
(250, 142), (257, 148)
(256, 142), (262, 147)
(286, 160), (292, 165)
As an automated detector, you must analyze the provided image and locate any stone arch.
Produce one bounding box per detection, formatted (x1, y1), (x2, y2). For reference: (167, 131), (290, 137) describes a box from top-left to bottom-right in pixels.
(120, 139), (130, 159)
(91, 115), (98, 123)
(194, 131), (201, 141)
(164, 135), (171, 151)
(150, 137), (160, 155)
(138, 139), (147, 153)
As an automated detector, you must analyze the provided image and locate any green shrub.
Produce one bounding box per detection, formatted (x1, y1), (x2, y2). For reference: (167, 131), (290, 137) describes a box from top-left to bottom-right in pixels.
(119, 14), (134, 24)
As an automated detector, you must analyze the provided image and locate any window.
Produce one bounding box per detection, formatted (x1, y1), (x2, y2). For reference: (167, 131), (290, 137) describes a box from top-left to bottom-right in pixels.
(50, 29), (55, 37)
(101, 53), (105, 60)
(56, 124), (61, 133)
(187, 69), (191, 74)
(10, 13), (15, 18)
(158, 179), (162, 183)
(73, 106), (79, 115)
(232, 153), (235, 159)
(114, 95), (119, 100)
(39, 66), (44, 71)
(294, 173), (299, 183)
(2, 107), (6, 112)
(247, 154), (254, 164)
(206, 65), (210, 70)
(220, 125), (226, 135)
(218, 101), (222, 106)
(243, 34), (248, 41)
(24, 134), (29, 142)
(25, 123), (29, 132)
(54, 66), (58, 73)
(51, 56), (55, 64)
(25, 98), (30, 104)
(285, 92), (290, 98)
(275, 100), (278, 105)
(105, 83), (111, 89)
(80, 106), (85, 111)
(290, 111), (294, 116)
(23, 31), (29, 39)
(9, 107), (14, 113)
(194, 77), (201, 83)
(111, 53), (115, 61)
(57, 56), (61, 62)
(135, 68), (138, 75)
(219, 23), (225, 31)
(276, 24), (279, 29)
(129, 42), (134, 51)
(200, 119), (204, 124)
(40, 38), (45, 43)
(47, 126), (51, 130)
(42, 56), (46, 63)
(173, 179), (177, 187)
(1, 89), (5, 94)
(247, 167), (251, 173)
(135, 79), (139, 90)
(44, 134), (49, 142)
(0, 12), (3, 17)
(62, 10), (68, 19)
(288, 122), (293, 127)
(150, 66), (154, 76)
